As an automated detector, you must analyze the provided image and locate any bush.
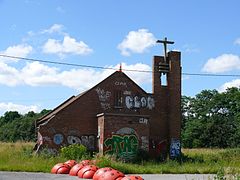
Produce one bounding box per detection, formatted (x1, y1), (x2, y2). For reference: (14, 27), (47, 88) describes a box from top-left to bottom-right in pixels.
(60, 144), (88, 160)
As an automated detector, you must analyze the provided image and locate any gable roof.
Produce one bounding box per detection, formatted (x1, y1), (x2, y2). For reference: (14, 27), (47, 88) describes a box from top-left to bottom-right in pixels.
(36, 70), (149, 125)
(37, 92), (87, 126)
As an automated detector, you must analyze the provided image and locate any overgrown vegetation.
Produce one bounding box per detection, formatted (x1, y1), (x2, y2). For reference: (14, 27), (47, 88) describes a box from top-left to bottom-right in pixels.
(60, 144), (90, 160)
(0, 109), (50, 142)
(0, 142), (240, 175)
(1, 88), (240, 176)
(182, 87), (240, 148)
(1, 87), (240, 149)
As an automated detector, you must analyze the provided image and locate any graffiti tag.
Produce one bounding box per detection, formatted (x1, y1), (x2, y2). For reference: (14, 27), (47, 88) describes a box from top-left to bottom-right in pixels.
(125, 95), (155, 110)
(115, 81), (127, 86)
(67, 135), (95, 150)
(95, 87), (111, 102)
(139, 118), (148, 124)
(170, 139), (181, 158)
(141, 136), (149, 151)
(104, 134), (139, 160)
(95, 87), (111, 110)
(53, 134), (63, 145)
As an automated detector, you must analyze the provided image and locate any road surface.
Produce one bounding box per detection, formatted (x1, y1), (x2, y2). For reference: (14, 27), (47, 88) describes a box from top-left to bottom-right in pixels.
(0, 171), (215, 180)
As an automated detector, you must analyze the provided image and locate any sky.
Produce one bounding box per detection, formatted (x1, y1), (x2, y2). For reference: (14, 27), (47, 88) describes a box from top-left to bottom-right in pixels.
(0, 0), (240, 115)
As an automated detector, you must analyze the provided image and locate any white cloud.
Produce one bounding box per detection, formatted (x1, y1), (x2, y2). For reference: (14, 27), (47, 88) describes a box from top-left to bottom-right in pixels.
(202, 54), (240, 73)
(0, 61), (152, 92)
(21, 62), (60, 86)
(42, 35), (93, 57)
(219, 79), (240, 92)
(0, 44), (33, 63)
(0, 102), (40, 115)
(118, 29), (156, 56)
(41, 24), (64, 34)
(234, 38), (240, 45)
(0, 62), (20, 86)
(120, 63), (151, 84)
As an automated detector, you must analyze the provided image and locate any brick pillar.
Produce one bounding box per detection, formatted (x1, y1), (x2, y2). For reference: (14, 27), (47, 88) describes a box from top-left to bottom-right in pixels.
(150, 56), (169, 159)
(167, 51), (182, 158)
(152, 56), (164, 93)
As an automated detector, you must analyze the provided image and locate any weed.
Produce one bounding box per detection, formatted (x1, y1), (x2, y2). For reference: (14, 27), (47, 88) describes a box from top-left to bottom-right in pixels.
(0, 142), (240, 174)
(60, 144), (89, 160)
(214, 168), (226, 180)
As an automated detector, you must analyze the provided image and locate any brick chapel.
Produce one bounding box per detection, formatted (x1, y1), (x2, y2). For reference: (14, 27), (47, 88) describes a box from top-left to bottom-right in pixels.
(35, 42), (182, 160)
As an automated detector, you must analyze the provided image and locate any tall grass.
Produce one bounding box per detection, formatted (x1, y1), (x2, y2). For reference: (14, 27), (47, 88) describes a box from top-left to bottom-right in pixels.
(0, 142), (64, 172)
(0, 142), (240, 174)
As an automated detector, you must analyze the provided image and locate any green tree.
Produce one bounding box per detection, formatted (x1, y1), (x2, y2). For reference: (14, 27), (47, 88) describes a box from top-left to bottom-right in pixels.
(182, 88), (240, 148)
(0, 109), (50, 142)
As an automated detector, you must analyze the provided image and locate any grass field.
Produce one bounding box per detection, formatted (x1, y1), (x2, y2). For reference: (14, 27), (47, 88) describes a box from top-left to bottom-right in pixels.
(0, 142), (240, 175)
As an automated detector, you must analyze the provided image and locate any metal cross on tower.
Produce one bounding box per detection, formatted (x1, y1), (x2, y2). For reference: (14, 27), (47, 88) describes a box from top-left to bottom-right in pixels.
(156, 37), (174, 74)
(156, 37), (174, 63)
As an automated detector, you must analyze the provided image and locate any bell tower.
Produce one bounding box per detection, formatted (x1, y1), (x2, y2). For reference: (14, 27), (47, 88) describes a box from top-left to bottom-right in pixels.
(152, 37), (181, 159)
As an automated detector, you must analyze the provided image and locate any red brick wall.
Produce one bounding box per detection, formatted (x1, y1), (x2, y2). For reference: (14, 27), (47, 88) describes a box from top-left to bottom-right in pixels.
(98, 113), (149, 160)
(37, 51), (181, 159)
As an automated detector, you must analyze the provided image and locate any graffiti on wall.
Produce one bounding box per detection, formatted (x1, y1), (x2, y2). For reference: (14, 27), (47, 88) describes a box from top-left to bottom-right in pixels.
(53, 134), (64, 145)
(141, 136), (149, 151)
(104, 134), (138, 160)
(52, 133), (95, 150)
(42, 136), (51, 143)
(95, 87), (111, 110)
(170, 139), (181, 158)
(104, 127), (139, 160)
(116, 127), (136, 135)
(125, 95), (154, 110)
(115, 81), (127, 86)
(123, 90), (131, 95)
(95, 87), (111, 101)
(67, 135), (95, 150)
(139, 118), (148, 124)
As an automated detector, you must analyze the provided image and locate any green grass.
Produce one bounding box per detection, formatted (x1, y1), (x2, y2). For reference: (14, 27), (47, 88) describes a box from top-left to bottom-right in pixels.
(0, 142), (240, 175)
(0, 142), (65, 172)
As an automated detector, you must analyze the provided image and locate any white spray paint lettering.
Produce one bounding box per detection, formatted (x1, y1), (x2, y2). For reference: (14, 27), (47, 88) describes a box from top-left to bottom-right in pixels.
(125, 95), (154, 110)
(95, 87), (111, 110)
(139, 118), (148, 124)
(115, 81), (127, 86)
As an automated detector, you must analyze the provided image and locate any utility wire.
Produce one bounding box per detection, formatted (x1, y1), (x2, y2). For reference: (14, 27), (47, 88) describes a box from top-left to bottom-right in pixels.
(182, 73), (240, 77)
(1, 54), (240, 77)
(0, 54), (150, 73)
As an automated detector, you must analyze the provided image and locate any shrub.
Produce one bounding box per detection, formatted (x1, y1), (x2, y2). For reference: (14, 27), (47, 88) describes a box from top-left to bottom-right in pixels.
(60, 144), (88, 160)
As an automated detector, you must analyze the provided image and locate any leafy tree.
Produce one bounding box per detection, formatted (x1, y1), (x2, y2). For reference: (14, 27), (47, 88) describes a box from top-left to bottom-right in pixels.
(0, 110), (50, 142)
(0, 111), (21, 126)
(182, 87), (240, 148)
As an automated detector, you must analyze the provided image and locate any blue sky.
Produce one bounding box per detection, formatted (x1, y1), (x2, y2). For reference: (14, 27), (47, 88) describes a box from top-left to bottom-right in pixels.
(0, 0), (240, 114)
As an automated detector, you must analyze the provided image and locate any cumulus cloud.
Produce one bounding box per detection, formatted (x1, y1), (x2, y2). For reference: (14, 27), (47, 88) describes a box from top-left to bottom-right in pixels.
(0, 61), (151, 92)
(0, 62), (20, 86)
(0, 102), (40, 115)
(120, 63), (151, 84)
(202, 54), (240, 73)
(219, 79), (240, 92)
(118, 29), (156, 56)
(0, 44), (33, 63)
(41, 24), (64, 34)
(42, 35), (93, 57)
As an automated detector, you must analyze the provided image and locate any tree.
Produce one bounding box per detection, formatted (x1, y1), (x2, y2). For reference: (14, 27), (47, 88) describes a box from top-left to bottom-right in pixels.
(0, 109), (50, 142)
(182, 88), (240, 148)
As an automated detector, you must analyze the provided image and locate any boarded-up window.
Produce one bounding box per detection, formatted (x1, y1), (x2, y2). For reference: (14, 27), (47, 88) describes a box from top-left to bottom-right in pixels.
(114, 91), (123, 107)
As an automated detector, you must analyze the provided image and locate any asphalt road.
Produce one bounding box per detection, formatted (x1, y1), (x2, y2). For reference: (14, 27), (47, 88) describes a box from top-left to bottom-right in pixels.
(0, 171), (215, 180)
